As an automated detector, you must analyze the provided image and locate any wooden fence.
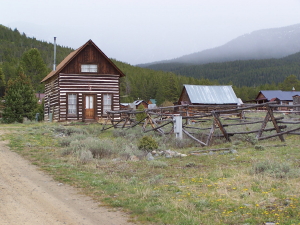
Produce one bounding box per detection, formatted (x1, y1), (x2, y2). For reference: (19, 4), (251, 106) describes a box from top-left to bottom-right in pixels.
(101, 103), (300, 146)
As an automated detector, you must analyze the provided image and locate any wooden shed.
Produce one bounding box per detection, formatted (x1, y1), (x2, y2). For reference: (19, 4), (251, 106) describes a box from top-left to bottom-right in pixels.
(178, 85), (239, 105)
(41, 40), (125, 122)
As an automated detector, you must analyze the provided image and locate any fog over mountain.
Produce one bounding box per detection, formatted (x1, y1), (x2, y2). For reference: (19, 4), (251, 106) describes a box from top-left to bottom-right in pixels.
(139, 23), (300, 67)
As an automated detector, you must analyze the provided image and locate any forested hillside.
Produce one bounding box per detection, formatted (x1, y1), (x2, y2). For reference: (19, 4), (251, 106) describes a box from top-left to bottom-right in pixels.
(113, 60), (218, 105)
(0, 24), (219, 105)
(0, 25), (73, 84)
(1, 24), (300, 104)
(143, 52), (300, 87)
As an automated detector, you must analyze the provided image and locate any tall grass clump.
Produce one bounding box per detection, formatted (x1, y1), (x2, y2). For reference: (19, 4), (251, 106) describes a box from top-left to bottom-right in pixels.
(251, 160), (300, 178)
(62, 139), (87, 156)
(58, 133), (89, 147)
(52, 125), (87, 136)
(61, 137), (119, 159)
(148, 160), (168, 168)
(84, 137), (117, 158)
(126, 127), (144, 140)
(78, 150), (93, 164)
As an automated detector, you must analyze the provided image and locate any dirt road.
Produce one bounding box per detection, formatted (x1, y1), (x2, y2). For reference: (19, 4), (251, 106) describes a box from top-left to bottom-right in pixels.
(0, 131), (134, 225)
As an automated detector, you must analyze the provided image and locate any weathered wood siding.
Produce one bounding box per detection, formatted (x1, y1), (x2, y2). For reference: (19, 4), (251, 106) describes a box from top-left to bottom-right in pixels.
(178, 88), (191, 105)
(58, 73), (120, 121)
(60, 45), (120, 75)
(44, 76), (60, 121)
(42, 40), (124, 122)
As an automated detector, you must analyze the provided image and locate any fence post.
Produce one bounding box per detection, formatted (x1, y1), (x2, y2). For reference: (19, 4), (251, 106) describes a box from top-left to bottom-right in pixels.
(173, 115), (183, 139)
(212, 111), (231, 142)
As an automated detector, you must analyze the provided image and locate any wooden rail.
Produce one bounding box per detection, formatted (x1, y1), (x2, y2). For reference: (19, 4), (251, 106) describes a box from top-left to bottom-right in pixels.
(101, 103), (300, 146)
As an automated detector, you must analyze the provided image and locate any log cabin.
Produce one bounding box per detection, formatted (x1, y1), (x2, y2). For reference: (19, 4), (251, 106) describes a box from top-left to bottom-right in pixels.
(41, 40), (125, 122)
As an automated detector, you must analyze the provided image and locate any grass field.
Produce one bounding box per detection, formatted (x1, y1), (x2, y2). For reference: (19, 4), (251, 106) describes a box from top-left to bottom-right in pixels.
(2, 120), (300, 225)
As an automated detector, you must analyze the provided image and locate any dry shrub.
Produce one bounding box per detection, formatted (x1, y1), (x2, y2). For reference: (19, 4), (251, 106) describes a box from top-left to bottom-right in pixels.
(148, 160), (168, 168)
(59, 133), (89, 147)
(84, 137), (115, 159)
(78, 150), (93, 164)
(252, 160), (300, 178)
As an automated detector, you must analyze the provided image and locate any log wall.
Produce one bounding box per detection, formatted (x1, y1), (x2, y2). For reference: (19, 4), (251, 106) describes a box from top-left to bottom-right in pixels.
(58, 73), (120, 121)
(44, 76), (60, 121)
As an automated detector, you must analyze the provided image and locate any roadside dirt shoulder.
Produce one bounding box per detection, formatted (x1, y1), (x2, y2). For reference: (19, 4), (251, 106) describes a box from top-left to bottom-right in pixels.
(0, 130), (134, 225)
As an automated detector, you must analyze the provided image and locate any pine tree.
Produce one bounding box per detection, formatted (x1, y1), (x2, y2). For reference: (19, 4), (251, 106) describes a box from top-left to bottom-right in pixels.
(2, 70), (38, 123)
(20, 48), (49, 92)
(279, 75), (300, 91)
(0, 67), (6, 97)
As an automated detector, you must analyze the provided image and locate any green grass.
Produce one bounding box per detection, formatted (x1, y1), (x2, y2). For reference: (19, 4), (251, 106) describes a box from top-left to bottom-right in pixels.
(2, 121), (300, 224)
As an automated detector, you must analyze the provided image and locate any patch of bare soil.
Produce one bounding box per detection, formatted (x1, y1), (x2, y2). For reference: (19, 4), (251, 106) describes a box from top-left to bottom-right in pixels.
(0, 130), (134, 225)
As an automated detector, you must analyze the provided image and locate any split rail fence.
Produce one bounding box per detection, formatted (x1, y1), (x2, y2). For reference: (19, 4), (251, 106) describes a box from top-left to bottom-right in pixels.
(101, 103), (300, 146)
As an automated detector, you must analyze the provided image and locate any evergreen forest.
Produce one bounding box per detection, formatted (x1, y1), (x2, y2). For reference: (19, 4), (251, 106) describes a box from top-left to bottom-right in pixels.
(143, 53), (300, 88)
(1, 24), (300, 106)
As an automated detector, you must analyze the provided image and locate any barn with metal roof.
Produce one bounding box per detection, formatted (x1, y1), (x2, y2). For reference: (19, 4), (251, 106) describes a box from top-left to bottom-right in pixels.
(178, 85), (240, 105)
(255, 90), (300, 104)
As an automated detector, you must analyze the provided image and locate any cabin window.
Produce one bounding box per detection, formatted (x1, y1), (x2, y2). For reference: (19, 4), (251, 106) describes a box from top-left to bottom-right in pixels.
(68, 94), (77, 114)
(81, 64), (98, 73)
(103, 94), (112, 114)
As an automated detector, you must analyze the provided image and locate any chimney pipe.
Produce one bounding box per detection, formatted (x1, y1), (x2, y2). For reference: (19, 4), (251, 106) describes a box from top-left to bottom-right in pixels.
(53, 37), (57, 71)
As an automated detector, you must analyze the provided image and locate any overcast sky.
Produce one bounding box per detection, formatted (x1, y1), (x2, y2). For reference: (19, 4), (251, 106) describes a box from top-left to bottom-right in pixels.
(1, 0), (300, 65)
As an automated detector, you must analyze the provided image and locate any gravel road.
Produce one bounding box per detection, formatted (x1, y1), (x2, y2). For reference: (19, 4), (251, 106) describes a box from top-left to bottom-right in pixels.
(0, 131), (134, 225)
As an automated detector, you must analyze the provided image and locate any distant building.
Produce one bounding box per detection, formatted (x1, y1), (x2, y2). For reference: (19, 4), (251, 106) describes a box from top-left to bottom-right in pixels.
(147, 99), (156, 105)
(35, 93), (45, 104)
(120, 100), (148, 110)
(147, 99), (157, 109)
(178, 85), (240, 105)
(255, 90), (300, 105)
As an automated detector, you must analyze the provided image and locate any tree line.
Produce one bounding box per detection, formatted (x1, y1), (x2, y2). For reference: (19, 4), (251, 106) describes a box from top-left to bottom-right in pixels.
(1, 24), (300, 123)
(114, 60), (300, 104)
(0, 24), (73, 93)
(143, 52), (300, 88)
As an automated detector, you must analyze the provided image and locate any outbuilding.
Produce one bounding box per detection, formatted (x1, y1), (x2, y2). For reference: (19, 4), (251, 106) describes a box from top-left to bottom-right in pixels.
(177, 85), (240, 105)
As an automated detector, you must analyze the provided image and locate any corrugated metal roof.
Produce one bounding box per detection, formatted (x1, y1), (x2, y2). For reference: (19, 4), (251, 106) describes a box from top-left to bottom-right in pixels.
(149, 99), (156, 104)
(184, 85), (239, 104)
(259, 90), (300, 101)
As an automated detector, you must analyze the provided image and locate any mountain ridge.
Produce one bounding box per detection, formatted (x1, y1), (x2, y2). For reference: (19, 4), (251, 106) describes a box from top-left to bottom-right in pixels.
(138, 23), (300, 67)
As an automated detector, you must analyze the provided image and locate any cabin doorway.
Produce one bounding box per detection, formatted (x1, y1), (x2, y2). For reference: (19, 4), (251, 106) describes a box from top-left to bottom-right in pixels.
(84, 94), (95, 120)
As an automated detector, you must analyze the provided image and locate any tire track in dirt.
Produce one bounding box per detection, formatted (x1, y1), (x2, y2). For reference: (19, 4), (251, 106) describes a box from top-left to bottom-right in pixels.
(0, 130), (134, 225)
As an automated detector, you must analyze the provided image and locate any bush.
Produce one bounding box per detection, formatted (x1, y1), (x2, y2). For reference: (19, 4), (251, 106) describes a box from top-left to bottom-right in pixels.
(252, 160), (300, 178)
(135, 104), (147, 123)
(84, 138), (115, 159)
(78, 150), (93, 164)
(58, 133), (89, 147)
(148, 160), (168, 168)
(254, 145), (265, 151)
(138, 136), (158, 152)
(64, 139), (86, 154)
(113, 129), (126, 137)
(53, 125), (87, 136)
(244, 134), (258, 145)
(61, 137), (117, 159)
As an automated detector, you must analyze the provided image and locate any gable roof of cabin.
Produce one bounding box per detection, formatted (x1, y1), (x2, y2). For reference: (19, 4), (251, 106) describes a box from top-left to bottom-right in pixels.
(182, 85), (239, 104)
(256, 90), (300, 101)
(41, 39), (125, 83)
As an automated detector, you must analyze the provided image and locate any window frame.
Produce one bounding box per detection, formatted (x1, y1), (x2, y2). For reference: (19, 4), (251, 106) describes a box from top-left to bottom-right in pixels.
(103, 93), (112, 115)
(80, 64), (98, 73)
(67, 93), (78, 117)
